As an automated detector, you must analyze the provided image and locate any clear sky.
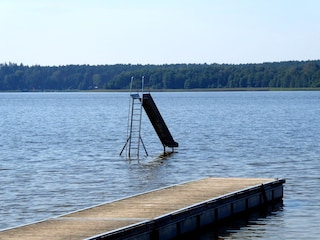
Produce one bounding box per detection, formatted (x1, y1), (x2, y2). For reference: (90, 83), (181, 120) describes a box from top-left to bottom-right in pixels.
(1, 0), (319, 66)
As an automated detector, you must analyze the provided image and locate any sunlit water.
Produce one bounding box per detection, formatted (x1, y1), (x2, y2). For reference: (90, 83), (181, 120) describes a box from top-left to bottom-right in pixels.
(0, 91), (319, 239)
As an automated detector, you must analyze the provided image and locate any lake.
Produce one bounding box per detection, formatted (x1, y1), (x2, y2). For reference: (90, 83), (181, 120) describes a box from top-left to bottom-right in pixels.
(0, 91), (319, 239)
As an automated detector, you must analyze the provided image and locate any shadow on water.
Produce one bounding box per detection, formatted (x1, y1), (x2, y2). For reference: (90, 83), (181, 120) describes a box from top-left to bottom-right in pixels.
(176, 203), (284, 240)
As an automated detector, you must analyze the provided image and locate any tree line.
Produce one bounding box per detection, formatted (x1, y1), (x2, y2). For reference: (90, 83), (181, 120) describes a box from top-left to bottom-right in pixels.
(1, 60), (320, 91)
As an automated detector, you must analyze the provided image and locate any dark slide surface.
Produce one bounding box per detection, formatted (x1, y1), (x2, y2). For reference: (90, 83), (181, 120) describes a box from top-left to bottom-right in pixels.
(142, 94), (178, 148)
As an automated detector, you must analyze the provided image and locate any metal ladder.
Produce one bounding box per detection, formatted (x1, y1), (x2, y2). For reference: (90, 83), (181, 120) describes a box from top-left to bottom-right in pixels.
(120, 77), (148, 159)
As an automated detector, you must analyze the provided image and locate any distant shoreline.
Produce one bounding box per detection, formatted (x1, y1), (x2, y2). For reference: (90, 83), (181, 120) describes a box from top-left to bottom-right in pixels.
(135, 87), (320, 92)
(1, 87), (320, 93)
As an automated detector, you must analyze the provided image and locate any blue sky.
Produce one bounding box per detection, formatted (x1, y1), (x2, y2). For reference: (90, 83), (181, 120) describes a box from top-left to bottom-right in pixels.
(1, 0), (319, 66)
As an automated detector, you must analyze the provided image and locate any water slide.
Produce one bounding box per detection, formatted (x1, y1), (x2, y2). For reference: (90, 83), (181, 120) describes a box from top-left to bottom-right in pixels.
(142, 93), (179, 149)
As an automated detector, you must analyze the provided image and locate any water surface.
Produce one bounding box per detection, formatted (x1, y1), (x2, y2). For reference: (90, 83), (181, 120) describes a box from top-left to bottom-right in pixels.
(0, 91), (319, 239)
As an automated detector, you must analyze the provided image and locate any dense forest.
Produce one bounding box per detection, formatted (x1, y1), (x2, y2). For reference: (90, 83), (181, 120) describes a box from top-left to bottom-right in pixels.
(1, 60), (320, 91)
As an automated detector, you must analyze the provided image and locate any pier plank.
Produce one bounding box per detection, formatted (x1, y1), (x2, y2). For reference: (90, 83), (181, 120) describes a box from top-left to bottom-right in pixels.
(0, 178), (282, 240)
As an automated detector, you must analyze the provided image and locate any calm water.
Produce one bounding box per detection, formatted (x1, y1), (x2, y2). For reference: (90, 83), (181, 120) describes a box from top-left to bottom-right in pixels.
(0, 91), (319, 239)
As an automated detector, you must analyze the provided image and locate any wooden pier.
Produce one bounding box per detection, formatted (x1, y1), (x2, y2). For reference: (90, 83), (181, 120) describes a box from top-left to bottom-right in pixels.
(0, 177), (285, 240)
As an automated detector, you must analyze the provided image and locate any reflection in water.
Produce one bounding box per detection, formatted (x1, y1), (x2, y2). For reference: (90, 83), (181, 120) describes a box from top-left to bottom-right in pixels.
(185, 203), (284, 240)
(124, 153), (178, 193)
